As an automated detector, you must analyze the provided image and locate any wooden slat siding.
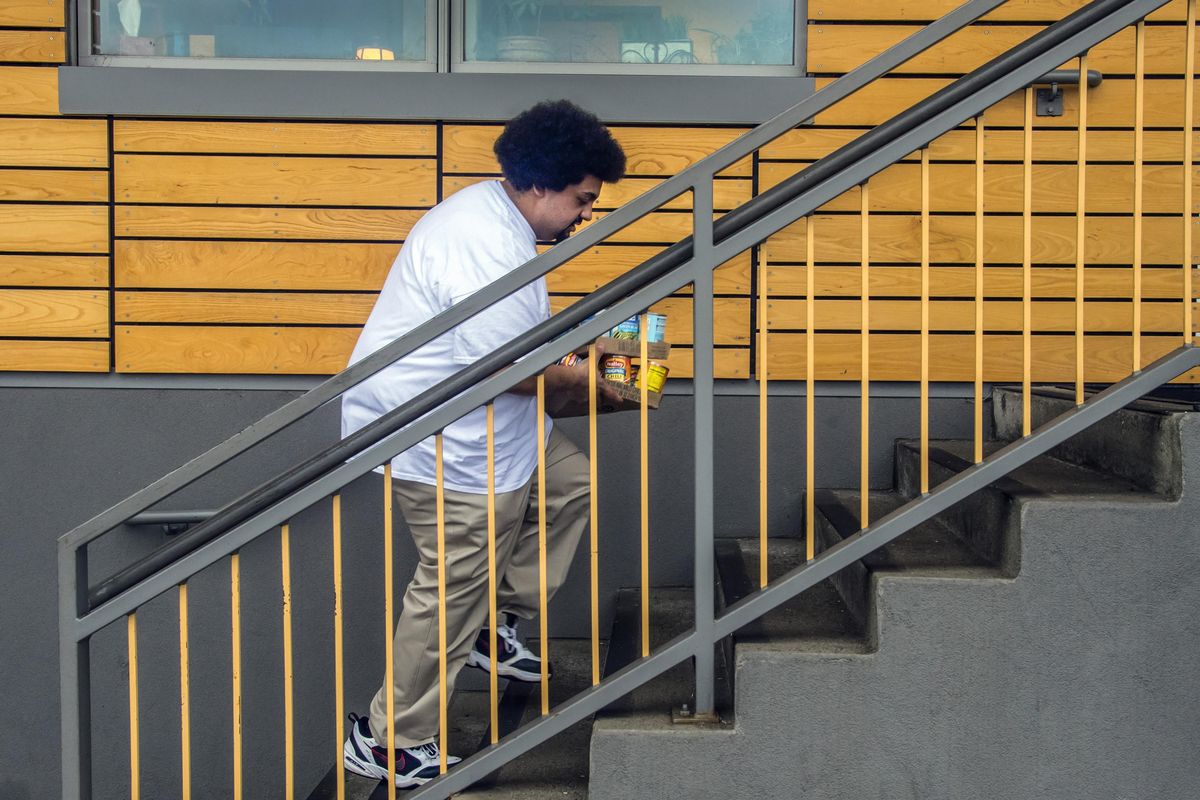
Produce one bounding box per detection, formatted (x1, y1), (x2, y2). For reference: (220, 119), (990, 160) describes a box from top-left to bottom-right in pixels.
(116, 325), (362, 374)
(116, 241), (399, 290)
(0, 340), (107, 371)
(808, 0), (1189, 22)
(760, 161), (1194, 215)
(0, 254), (107, 287)
(442, 174), (754, 212)
(764, 214), (1191, 264)
(808, 25), (1195, 76)
(811, 77), (1199, 128)
(765, 298), (1194, 333)
(764, 265), (1200, 299)
(544, 247), (750, 295)
(113, 121), (437, 156)
(0, 0), (65, 26)
(649, 347), (749, 380)
(442, 125), (753, 177)
(114, 207), (422, 241)
(0, 67), (57, 115)
(762, 128), (1199, 163)
(115, 291), (377, 325)
(0, 119), (107, 167)
(548, 295), (751, 346)
(576, 211), (720, 244)
(0, 29), (63, 63)
(763, 333), (1200, 382)
(0, 205), (107, 252)
(0, 289), (107, 336)
(115, 155), (438, 207)
(0, 169), (108, 203)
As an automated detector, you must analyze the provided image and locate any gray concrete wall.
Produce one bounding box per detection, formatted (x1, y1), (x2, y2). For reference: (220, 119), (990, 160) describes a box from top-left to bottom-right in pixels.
(0, 385), (976, 799)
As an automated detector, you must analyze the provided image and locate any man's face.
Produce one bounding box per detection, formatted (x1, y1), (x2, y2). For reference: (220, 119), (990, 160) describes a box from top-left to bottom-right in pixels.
(528, 175), (602, 242)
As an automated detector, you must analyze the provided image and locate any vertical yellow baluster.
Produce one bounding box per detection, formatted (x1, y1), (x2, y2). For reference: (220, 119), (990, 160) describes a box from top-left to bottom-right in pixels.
(128, 613), (140, 800)
(179, 583), (190, 800)
(333, 497), (345, 798)
(383, 465), (397, 800)
(230, 554), (242, 800)
(435, 435), (448, 773)
(537, 375), (550, 715)
(486, 404), (499, 743)
(805, 216), (815, 562)
(640, 314), (651, 654)
(1134, 20), (1145, 372)
(282, 524), (295, 800)
(1186, 0), (1196, 345)
(1076, 52), (1089, 403)
(920, 148), (930, 494)
(1023, 88), (1033, 437)
(975, 118), (985, 464)
(758, 251), (769, 587)
(860, 183), (870, 528)
(588, 343), (600, 685)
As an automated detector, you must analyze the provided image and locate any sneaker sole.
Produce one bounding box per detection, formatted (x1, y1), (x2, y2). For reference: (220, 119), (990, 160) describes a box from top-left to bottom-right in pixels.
(466, 650), (544, 683)
(343, 735), (431, 788)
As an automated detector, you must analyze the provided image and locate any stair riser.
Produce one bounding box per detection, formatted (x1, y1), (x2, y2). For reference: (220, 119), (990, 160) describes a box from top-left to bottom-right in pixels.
(814, 511), (871, 637)
(993, 388), (1183, 498)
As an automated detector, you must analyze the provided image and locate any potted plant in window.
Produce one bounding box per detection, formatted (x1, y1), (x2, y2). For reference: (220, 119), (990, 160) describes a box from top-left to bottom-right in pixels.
(496, 0), (551, 62)
(621, 13), (694, 64)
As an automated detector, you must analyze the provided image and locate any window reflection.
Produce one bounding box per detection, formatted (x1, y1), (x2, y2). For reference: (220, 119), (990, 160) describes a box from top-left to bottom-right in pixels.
(463, 0), (794, 66)
(92, 0), (428, 61)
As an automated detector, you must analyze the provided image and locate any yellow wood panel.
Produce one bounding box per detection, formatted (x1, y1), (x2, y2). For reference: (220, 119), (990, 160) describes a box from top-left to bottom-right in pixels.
(116, 155), (437, 207)
(114, 206), (422, 241)
(0, 254), (106, 287)
(548, 295), (750, 346)
(0, 289), (107, 336)
(441, 174), (752, 212)
(0, 205), (107, 252)
(0, 29), (63, 63)
(577, 210), (719, 243)
(808, 25), (1193, 76)
(442, 125), (753, 177)
(0, 169), (107, 202)
(0, 0), (66, 26)
(760, 161), (1195, 214)
(113, 121), (437, 156)
(0, 66), (56, 115)
(542, 245), (750, 295)
(764, 214), (1193, 265)
(812, 77), (1198, 128)
(0, 119), (107, 168)
(0, 340), (108, 372)
(763, 332), (1197, 382)
(116, 291), (376, 325)
(763, 264), (1200, 299)
(656, 346), (750, 380)
(808, 0), (1189, 22)
(765, 298), (1193, 333)
(116, 240), (399, 290)
(116, 325), (360, 374)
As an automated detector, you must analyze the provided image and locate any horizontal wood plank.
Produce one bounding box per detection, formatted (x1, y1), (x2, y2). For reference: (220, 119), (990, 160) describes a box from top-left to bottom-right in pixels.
(549, 295), (750, 346)
(115, 291), (377, 325)
(0, 168), (107, 202)
(113, 121), (437, 155)
(0, 289), (107, 336)
(115, 206), (422, 241)
(0, 205), (107, 252)
(764, 331), (1198, 382)
(0, 66), (56, 115)
(442, 125), (753, 177)
(542, 245), (750, 295)
(442, 174), (753, 212)
(116, 155), (437, 207)
(116, 325), (361, 374)
(0, 339), (108, 372)
(0, 0), (66, 26)
(657, 346), (750, 380)
(578, 210), (719, 244)
(0, 254), (106, 287)
(0, 29), (63, 63)
(116, 240), (399, 290)
(808, 0), (1189, 22)
(0, 118), (107, 168)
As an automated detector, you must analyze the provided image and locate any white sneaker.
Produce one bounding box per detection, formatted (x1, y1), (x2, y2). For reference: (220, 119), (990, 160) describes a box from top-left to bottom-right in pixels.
(343, 713), (461, 788)
(466, 614), (549, 683)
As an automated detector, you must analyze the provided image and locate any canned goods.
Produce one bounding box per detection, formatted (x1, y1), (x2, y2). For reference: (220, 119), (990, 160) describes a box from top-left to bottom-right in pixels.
(608, 316), (640, 340)
(602, 354), (631, 382)
(558, 352), (582, 367)
(645, 312), (668, 343)
(635, 361), (669, 393)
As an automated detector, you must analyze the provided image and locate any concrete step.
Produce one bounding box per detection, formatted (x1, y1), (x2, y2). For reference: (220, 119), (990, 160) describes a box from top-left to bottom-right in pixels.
(993, 385), (1189, 498)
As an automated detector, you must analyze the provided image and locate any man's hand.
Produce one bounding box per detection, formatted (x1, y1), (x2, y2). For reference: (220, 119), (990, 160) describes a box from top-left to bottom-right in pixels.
(508, 344), (624, 416)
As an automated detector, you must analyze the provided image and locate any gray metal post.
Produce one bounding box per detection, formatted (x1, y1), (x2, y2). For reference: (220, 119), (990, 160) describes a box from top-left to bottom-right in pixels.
(60, 544), (91, 800)
(691, 179), (716, 717)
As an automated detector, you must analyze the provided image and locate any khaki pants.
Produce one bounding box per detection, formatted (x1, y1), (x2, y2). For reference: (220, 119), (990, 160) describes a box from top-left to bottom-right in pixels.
(368, 426), (589, 747)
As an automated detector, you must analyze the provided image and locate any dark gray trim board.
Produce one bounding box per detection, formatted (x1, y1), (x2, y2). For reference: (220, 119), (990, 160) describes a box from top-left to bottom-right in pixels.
(58, 67), (816, 124)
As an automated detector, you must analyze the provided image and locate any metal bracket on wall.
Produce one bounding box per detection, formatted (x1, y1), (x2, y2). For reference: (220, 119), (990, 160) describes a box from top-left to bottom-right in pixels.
(1031, 68), (1103, 117)
(1037, 82), (1063, 116)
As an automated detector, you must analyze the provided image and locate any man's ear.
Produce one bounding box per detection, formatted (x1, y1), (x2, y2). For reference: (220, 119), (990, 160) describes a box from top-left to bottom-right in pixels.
(529, 185), (547, 199)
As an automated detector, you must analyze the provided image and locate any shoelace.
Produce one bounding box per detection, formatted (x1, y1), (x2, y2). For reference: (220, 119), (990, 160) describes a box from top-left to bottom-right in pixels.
(416, 742), (440, 760)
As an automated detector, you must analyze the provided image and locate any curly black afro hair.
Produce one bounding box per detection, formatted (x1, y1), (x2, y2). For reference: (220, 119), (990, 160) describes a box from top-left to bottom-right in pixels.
(494, 100), (626, 192)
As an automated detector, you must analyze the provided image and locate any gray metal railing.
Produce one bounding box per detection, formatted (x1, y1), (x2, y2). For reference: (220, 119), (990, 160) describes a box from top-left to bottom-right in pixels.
(59, 0), (1186, 796)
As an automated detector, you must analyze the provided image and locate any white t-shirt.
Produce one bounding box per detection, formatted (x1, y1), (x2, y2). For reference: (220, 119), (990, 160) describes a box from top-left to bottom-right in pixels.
(340, 180), (553, 494)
